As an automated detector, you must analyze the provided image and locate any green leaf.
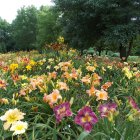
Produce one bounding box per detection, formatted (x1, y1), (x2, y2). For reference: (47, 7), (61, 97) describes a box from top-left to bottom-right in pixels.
(77, 131), (89, 140)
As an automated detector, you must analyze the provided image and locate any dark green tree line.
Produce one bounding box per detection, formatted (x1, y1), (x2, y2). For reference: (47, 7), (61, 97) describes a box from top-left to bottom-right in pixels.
(53, 0), (140, 60)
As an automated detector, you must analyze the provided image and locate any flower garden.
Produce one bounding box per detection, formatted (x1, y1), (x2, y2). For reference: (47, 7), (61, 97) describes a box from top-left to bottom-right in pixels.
(0, 47), (140, 140)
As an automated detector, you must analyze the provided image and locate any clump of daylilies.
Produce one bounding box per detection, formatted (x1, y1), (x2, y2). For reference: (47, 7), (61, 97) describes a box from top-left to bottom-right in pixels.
(0, 108), (28, 135)
(0, 47), (140, 139)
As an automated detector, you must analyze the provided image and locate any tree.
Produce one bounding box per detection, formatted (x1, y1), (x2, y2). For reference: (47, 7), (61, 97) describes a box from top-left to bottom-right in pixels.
(36, 6), (61, 51)
(53, 0), (140, 60)
(0, 17), (11, 52)
(12, 6), (38, 51)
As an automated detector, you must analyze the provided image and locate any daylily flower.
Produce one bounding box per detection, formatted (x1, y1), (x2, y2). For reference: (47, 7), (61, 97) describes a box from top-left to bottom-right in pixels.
(0, 79), (7, 90)
(98, 103), (118, 122)
(128, 97), (139, 110)
(86, 86), (96, 96)
(0, 108), (25, 130)
(11, 74), (20, 83)
(9, 63), (18, 73)
(96, 89), (108, 101)
(10, 121), (28, 135)
(53, 102), (72, 123)
(57, 82), (69, 91)
(127, 97), (140, 121)
(70, 68), (79, 80)
(86, 66), (96, 72)
(74, 106), (98, 132)
(43, 89), (62, 107)
(101, 82), (113, 91)
(81, 75), (91, 84)
(92, 73), (101, 86)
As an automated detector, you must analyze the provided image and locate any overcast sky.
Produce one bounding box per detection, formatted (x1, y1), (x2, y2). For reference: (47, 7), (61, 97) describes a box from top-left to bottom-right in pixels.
(0, 0), (54, 23)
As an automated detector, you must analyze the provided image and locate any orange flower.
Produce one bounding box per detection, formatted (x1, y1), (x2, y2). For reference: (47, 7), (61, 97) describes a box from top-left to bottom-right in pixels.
(22, 57), (30, 64)
(0, 80), (7, 90)
(86, 86), (96, 96)
(62, 72), (71, 79)
(12, 74), (20, 83)
(43, 89), (62, 107)
(3, 66), (9, 72)
(101, 82), (113, 91)
(96, 90), (108, 101)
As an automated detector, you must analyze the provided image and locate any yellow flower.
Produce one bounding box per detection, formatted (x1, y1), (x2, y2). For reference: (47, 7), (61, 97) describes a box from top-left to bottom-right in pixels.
(57, 36), (64, 44)
(29, 60), (36, 66)
(0, 108), (25, 130)
(10, 63), (18, 73)
(10, 121), (28, 135)
(26, 65), (32, 71)
(122, 67), (133, 79)
(107, 66), (112, 70)
(20, 75), (28, 80)
(86, 66), (96, 72)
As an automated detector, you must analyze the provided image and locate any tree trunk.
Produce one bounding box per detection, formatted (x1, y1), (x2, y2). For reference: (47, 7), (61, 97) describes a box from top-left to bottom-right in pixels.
(98, 50), (101, 56)
(125, 39), (133, 61)
(119, 44), (127, 61)
(119, 40), (133, 62)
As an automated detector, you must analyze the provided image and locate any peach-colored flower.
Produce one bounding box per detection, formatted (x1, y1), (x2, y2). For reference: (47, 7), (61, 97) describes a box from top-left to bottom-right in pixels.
(70, 68), (79, 80)
(96, 89), (108, 101)
(30, 76), (45, 90)
(58, 61), (72, 71)
(81, 75), (91, 84)
(57, 82), (69, 90)
(86, 66), (96, 72)
(43, 89), (62, 107)
(48, 71), (57, 79)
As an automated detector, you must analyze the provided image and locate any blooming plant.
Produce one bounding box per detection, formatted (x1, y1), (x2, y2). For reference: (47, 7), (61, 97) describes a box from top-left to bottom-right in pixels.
(0, 49), (139, 140)
(74, 106), (98, 132)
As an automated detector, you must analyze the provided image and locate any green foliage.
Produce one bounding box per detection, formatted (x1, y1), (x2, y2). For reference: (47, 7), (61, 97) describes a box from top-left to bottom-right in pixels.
(53, 0), (140, 59)
(12, 6), (38, 51)
(0, 17), (12, 52)
(0, 49), (140, 139)
(36, 6), (61, 51)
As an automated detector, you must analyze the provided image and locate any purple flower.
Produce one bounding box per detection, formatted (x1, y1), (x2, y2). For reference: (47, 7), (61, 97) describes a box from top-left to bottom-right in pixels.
(74, 106), (98, 132)
(53, 102), (72, 123)
(98, 103), (117, 118)
(128, 97), (139, 110)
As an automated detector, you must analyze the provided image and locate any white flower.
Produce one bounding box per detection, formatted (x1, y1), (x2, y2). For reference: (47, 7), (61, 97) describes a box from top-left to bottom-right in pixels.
(0, 108), (25, 130)
(10, 121), (28, 135)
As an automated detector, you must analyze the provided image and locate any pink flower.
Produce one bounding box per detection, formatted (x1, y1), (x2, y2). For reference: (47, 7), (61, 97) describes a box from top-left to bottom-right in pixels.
(53, 102), (72, 123)
(128, 97), (139, 110)
(74, 106), (98, 132)
(98, 103), (117, 119)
